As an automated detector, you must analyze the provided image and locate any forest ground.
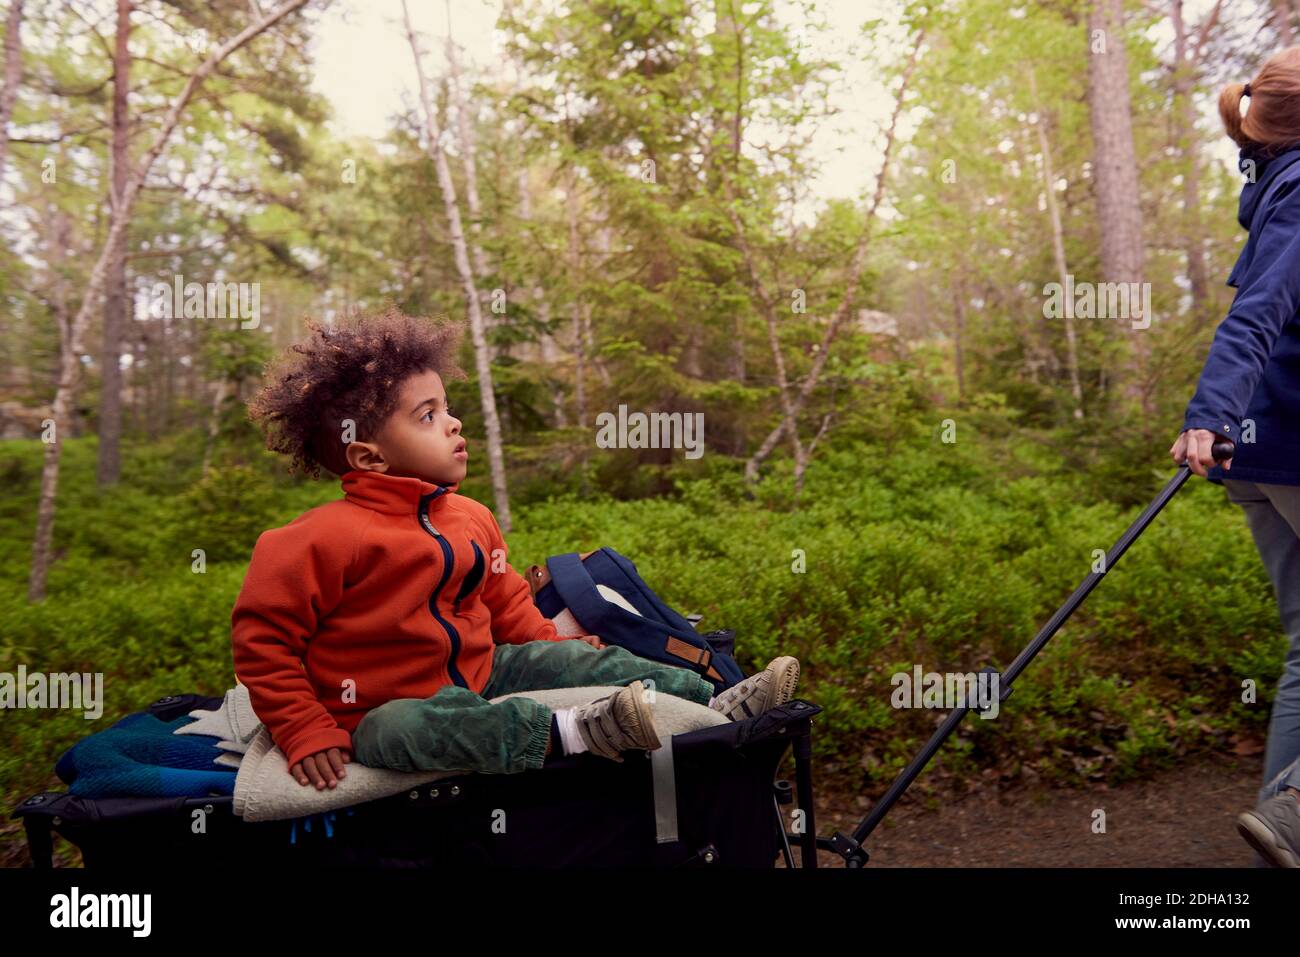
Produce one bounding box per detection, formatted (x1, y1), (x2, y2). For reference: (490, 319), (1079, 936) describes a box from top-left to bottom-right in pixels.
(804, 750), (1268, 868)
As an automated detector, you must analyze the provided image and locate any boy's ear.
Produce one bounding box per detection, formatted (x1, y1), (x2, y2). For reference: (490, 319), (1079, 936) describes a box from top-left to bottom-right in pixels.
(345, 440), (388, 473)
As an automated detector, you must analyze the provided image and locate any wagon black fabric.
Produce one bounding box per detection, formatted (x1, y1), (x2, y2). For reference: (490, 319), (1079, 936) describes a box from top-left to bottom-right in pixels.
(14, 691), (822, 869)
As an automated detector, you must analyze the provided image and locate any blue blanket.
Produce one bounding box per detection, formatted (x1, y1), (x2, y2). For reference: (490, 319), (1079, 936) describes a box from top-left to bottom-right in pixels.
(55, 711), (237, 799)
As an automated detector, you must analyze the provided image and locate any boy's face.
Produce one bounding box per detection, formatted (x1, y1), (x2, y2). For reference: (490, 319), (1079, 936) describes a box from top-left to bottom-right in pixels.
(344, 369), (467, 485)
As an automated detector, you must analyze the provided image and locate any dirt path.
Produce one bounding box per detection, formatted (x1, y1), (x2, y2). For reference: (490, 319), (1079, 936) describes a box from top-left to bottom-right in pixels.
(802, 751), (1268, 868)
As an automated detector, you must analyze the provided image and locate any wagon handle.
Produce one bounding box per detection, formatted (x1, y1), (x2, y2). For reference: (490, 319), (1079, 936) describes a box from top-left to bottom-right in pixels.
(833, 439), (1236, 866)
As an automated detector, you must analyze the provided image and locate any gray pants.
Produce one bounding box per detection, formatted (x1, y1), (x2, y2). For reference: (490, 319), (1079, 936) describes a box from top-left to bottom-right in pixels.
(1224, 479), (1300, 805)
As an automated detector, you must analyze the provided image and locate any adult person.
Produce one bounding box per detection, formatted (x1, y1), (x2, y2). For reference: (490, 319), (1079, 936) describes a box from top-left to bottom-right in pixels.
(1173, 46), (1300, 867)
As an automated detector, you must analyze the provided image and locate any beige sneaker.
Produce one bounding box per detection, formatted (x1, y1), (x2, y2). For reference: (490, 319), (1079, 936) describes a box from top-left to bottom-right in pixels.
(572, 681), (661, 762)
(710, 656), (800, 721)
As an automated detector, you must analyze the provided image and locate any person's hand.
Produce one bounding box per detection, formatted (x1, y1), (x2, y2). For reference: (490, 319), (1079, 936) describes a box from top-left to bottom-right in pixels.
(1170, 428), (1233, 478)
(289, 746), (351, 789)
(573, 633), (607, 650)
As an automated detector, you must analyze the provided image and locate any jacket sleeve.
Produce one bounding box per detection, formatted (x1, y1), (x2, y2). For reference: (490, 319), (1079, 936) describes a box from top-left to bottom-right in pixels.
(1183, 178), (1300, 440)
(231, 515), (357, 768)
(478, 508), (566, 645)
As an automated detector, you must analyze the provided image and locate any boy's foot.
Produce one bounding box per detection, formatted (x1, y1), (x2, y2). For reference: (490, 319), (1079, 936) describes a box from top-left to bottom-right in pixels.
(571, 681), (661, 763)
(709, 656), (800, 722)
(1236, 793), (1300, 868)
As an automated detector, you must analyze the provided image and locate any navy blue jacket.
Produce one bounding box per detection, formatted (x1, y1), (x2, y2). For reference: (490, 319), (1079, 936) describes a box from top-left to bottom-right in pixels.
(1183, 144), (1300, 486)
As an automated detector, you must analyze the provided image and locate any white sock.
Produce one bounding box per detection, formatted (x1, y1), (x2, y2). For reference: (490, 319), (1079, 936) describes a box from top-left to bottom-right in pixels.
(707, 695), (717, 708)
(552, 707), (588, 755)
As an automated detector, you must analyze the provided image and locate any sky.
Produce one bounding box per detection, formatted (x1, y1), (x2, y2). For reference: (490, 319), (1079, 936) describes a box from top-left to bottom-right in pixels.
(307, 0), (908, 215)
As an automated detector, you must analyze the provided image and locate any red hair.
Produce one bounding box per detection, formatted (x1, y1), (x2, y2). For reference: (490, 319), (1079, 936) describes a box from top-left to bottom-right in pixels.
(1220, 45), (1300, 156)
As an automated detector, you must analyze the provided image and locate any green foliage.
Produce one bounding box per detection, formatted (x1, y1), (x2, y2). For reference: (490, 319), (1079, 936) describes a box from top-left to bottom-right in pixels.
(171, 464), (282, 564)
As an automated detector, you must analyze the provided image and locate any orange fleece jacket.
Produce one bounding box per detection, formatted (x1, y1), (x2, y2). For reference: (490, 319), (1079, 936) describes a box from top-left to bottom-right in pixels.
(230, 469), (567, 769)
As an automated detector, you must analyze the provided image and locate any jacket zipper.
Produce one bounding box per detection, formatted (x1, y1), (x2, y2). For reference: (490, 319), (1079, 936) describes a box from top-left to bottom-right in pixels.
(417, 489), (468, 689)
(453, 540), (486, 614)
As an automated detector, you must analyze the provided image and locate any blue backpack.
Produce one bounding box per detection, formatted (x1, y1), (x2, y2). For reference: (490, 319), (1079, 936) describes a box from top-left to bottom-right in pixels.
(527, 547), (745, 694)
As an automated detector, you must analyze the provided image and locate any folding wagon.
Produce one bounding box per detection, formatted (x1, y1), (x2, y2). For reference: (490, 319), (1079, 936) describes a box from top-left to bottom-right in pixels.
(14, 632), (825, 869)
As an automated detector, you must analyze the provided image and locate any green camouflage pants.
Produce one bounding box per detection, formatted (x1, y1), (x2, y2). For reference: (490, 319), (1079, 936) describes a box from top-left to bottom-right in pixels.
(351, 639), (715, 774)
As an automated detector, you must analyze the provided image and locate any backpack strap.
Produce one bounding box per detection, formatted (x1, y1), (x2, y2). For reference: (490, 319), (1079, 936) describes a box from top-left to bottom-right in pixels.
(544, 552), (620, 632)
(526, 550), (596, 600)
(664, 637), (723, 682)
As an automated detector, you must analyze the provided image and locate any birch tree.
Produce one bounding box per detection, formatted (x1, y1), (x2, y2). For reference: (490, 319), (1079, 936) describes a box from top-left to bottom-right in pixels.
(403, 0), (513, 531)
(1028, 67), (1084, 420)
(97, 0), (131, 486)
(444, 2), (494, 354)
(1169, 0), (1223, 329)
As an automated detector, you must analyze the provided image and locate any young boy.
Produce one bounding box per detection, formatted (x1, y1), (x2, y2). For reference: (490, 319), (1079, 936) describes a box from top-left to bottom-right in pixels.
(231, 308), (800, 790)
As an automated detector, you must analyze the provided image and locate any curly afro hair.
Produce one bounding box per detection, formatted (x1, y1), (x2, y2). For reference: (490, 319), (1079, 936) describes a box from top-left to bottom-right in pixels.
(248, 306), (468, 479)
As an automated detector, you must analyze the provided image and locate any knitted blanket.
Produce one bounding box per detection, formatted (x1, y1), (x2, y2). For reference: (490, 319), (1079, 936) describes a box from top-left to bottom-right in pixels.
(54, 710), (239, 799)
(54, 685), (263, 799)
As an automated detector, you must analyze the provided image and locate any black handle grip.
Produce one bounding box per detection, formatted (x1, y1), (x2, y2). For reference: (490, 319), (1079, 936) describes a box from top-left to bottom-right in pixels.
(1212, 439), (1235, 463)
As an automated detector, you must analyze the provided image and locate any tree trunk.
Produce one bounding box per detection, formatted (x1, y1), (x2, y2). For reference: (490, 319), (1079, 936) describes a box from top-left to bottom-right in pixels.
(1273, 0), (1296, 45)
(184, 316), (197, 426)
(444, 54), (488, 279)
(1030, 68), (1084, 421)
(201, 378), (228, 476)
(720, 0), (747, 384)
(682, 331), (702, 378)
(539, 298), (567, 426)
(564, 155), (588, 430)
(0, 0), (23, 183)
(98, 0), (131, 486)
(161, 312), (174, 432)
(1087, 0), (1151, 421)
(28, 210), (73, 602)
(1170, 0), (1211, 327)
(404, 0), (513, 530)
(444, 7), (493, 352)
(953, 279), (967, 406)
(592, 226), (614, 390)
(516, 163), (567, 426)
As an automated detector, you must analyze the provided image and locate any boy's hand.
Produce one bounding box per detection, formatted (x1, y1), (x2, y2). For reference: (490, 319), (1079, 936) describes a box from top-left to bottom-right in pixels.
(574, 633), (607, 650)
(290, 747), (352, 789)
